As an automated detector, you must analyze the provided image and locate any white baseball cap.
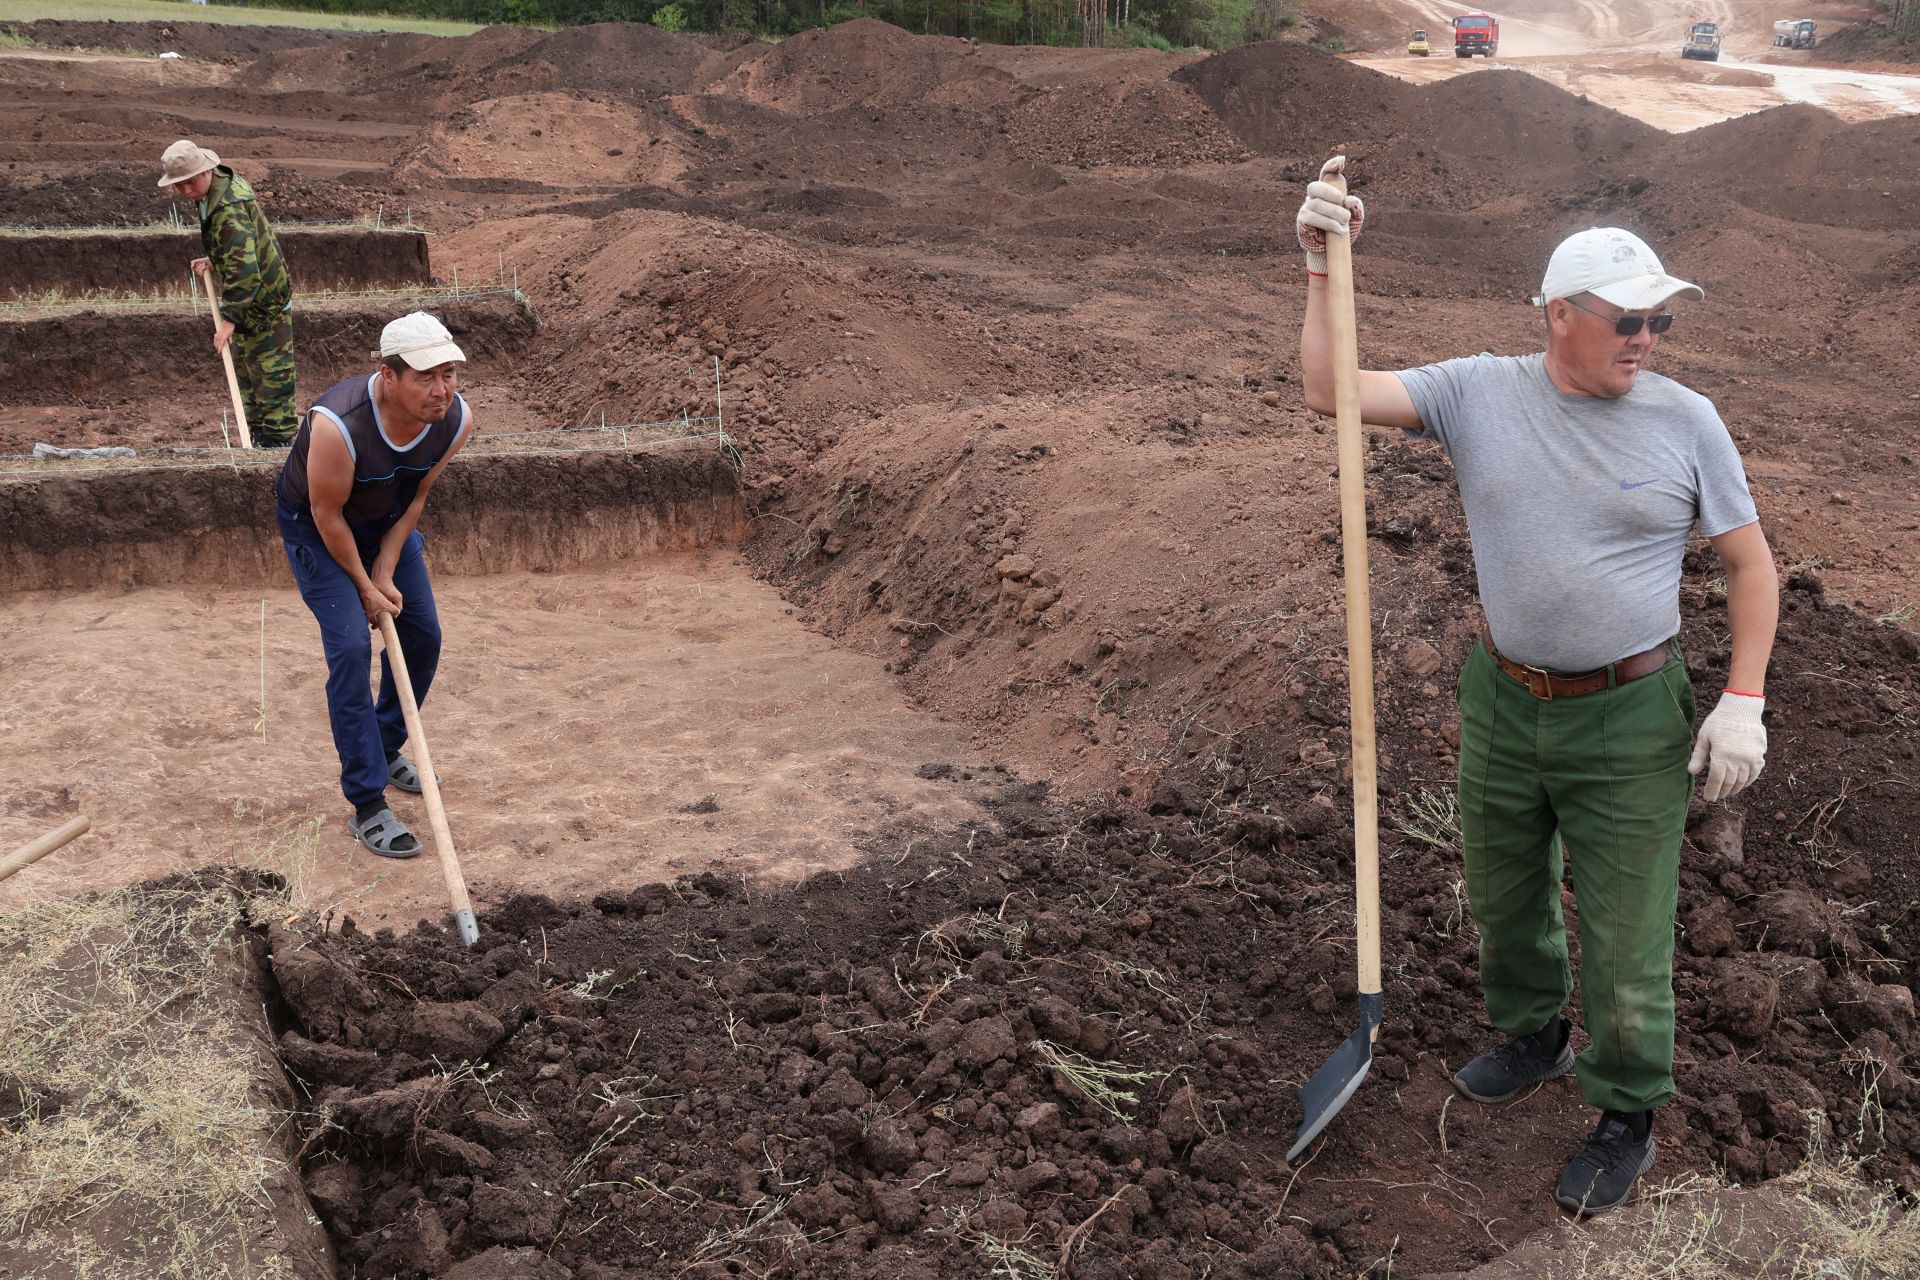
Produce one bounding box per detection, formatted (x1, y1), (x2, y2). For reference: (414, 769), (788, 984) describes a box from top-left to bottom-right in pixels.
(1532, 228), (1704, 311)
(379, 312), (466, 371)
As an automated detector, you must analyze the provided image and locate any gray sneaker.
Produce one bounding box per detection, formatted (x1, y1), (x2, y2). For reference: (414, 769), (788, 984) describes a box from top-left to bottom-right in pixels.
(1452, 1016), (1574, 1103)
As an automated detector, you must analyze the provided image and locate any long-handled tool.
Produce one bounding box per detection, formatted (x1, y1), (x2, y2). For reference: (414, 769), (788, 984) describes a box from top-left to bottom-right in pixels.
(1288, 162), (1383, 1162)
(194, 267), (255, 450)
(0, 815), (92, 885)
(376, 613), (480, 947)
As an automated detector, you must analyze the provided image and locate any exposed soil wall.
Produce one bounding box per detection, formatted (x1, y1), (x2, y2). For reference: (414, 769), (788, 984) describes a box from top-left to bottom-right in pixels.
(0, 448), (746, 593)
(0, 17), (351, 62)
(0, 294), (532, 407)
(0, 227), (433, 298)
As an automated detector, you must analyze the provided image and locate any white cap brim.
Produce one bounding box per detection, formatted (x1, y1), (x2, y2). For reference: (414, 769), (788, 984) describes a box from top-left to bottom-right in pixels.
(1589, 274), (1704, 310)
(395, 340), (466, 370)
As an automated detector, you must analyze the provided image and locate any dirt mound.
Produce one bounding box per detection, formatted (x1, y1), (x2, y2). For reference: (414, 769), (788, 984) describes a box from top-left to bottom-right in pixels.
(246, 24), (541, 98)
(1173, 40), (1411, 161)
(0, 17), (348, 61)
(393, 93), (704, 189)
(484, 22), (757, 99)
(726, 18), (1016, 115)
(1681, 105), (1920, 229)
(1004, 78), (1250, 168)
(1811, 17), (1919, 63)
(1410, 69), (1664, 177)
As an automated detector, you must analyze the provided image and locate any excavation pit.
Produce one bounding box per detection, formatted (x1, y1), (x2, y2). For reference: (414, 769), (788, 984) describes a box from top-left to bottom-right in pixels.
(0, 223), (433, 298)
(0, 452), (982, 931)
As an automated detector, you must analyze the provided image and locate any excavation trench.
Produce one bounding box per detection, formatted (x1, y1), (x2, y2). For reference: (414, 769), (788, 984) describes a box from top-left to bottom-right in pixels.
(0, 291), (536, 453)
(0, 225), (433, 298)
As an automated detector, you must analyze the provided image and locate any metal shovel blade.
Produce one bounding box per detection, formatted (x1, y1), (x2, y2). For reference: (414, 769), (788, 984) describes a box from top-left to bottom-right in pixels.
(1287, 992), (1383, 1162)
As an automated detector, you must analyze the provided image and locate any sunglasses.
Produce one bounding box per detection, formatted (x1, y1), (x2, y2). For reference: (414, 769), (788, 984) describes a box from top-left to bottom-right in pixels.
(1564, 296), (1674, 337)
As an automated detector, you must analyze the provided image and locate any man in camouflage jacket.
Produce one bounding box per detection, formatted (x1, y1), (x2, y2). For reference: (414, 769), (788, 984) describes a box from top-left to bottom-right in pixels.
(157, 139), (297, 447)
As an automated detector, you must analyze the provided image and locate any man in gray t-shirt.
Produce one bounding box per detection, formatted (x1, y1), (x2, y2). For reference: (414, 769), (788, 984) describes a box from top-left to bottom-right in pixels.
(1295, 157), (1779, 1217)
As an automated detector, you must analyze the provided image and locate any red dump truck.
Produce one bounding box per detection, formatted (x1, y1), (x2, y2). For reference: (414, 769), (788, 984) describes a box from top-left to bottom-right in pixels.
(1453, 12), (1499, 57)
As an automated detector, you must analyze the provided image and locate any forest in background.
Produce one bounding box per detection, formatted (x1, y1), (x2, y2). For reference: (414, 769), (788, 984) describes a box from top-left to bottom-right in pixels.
(219, 0), (1301, 50)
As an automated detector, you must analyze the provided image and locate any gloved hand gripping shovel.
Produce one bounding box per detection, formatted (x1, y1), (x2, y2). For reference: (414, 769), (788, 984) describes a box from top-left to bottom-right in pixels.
(1287, 161), (1384, 1162)
(377, 613), (480, 947)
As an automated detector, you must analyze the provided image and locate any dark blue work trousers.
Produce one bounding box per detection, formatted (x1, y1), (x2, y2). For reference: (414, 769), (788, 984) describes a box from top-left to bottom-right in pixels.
(280, 505), (442, 807)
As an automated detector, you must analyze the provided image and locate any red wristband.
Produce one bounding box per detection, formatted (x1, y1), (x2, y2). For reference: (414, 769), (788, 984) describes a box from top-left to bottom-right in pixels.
(1723, 688), (1765, 698)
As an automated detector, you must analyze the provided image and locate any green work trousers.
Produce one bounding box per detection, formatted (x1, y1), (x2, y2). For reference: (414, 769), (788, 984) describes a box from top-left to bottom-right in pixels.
(1456, 640), (1695, 1113)
(233, 307), (298, 448)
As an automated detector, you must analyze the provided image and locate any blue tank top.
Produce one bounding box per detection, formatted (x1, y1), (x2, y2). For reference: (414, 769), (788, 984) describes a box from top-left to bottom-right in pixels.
(276, 373), (470, 539)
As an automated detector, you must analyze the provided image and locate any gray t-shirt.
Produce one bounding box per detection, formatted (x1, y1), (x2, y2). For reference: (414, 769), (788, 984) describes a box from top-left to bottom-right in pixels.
(1397, 352), (1758, 672)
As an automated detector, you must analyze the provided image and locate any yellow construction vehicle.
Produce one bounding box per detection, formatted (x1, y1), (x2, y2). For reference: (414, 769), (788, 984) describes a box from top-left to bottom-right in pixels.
(1408, 29), (1431, 55)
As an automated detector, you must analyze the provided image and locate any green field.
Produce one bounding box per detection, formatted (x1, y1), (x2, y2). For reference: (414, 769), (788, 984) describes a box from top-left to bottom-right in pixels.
(0, 0), (486, 37)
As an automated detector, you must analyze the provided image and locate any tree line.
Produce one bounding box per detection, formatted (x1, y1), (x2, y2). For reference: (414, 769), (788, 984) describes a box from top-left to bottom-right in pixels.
(220, 0), (1295, 50)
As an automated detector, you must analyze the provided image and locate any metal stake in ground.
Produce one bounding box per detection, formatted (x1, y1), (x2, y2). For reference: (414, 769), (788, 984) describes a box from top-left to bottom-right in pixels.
(1288, 163), (1383, 1163)
(0, 815), (92, 885)
(194, 267), (254, 450)
(376, 613), (480, 947)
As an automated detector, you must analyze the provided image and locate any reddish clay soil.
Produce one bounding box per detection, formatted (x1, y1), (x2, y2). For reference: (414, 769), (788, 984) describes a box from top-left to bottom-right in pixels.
(4, 17), (1918, 1278)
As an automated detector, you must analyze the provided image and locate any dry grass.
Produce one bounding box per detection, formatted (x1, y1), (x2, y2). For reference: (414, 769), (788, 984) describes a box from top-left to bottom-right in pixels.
(0, 879), (300, 1278)
(1492, 1119), (1920, 1279)
(0, 0), (486, 37)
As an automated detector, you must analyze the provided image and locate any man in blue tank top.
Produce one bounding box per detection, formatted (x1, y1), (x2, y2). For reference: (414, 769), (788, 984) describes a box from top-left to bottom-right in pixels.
(276, 312), (476, 858)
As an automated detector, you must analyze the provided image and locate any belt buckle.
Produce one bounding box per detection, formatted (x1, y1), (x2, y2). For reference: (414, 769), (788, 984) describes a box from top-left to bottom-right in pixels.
(1520, 662), (1555, 701)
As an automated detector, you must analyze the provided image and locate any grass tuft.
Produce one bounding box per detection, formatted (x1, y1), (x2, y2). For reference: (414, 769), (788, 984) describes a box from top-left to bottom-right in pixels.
(1029, 1039), (1166, 1123)
(0, 879), (298, 1278)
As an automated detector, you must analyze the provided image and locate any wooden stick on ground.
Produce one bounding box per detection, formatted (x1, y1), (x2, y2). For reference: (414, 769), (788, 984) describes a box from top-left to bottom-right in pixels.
(0, 816), (92, 885)
(376, 613), (480, 947)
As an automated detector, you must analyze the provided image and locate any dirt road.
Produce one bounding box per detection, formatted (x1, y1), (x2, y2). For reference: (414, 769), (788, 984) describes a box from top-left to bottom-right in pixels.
(1354, 0), (1920, 128)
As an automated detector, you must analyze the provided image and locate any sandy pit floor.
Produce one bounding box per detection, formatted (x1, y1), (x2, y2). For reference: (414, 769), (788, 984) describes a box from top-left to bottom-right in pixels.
(0, 551), (987, 930)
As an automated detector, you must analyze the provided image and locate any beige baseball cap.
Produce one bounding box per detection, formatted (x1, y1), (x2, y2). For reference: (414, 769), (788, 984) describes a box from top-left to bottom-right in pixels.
(156, 139), (220, 188)
(1532, 227), (1704, 311)
(379, 312), (467, 371)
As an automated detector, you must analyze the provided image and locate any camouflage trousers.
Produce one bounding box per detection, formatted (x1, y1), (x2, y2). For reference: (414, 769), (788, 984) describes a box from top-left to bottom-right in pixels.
(233, 308), (297, 448)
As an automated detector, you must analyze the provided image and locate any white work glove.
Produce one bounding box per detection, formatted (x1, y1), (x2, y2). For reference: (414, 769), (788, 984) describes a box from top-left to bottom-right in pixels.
(1295, 154), (1366, 276)
(1688, 693), (1767, 802)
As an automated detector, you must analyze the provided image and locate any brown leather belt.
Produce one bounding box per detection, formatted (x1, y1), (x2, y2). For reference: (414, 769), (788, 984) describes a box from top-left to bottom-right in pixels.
(1481, 625), (1677, 701)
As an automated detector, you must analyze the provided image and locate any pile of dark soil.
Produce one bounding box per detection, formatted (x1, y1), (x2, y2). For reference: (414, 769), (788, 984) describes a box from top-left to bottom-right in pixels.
(0, 17), (348, 61)
(1812, 18), (1920, 64)
(274, 529), (1920, 1277)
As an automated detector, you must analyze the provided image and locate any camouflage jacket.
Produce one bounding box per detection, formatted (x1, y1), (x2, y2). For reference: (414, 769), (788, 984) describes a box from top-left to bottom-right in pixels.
(198, 166), (291, 331)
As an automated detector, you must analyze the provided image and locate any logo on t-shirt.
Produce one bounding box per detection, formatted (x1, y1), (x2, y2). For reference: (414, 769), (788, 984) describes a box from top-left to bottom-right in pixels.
(1619, 478), (1658, 491)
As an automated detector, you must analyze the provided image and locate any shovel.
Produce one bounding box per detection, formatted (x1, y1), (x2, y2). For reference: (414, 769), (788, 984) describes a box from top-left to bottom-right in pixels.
(194, 266), (255, 450)
(376, 613), (480, 947)
(0, 816), (91, 885)
(1287, 162), (1383, 1162)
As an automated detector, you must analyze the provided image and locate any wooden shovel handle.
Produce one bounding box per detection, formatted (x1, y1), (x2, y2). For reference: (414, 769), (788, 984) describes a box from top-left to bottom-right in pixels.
(0, 815), (91, 885)
(195, 268), (254, 450)
(376, 614), (479, 945)
(1322, 169), (1383, 1004)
